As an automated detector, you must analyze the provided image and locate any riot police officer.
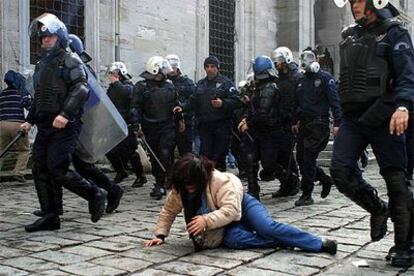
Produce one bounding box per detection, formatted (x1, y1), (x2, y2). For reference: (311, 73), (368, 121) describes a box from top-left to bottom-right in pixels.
(21, 13), (106, 232)
(105, 62), (147, 188)
(183, 56), (241, 171)
(133, 56), (183, 200)
(270, 46), (301, 197)
(293, 47), (342, 206)
(166, 54), (196, 155)
(332, 0), (414, 267)
(238, 55), (298, 200)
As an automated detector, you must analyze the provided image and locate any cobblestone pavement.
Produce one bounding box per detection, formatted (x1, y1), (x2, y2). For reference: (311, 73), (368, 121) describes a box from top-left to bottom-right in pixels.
(1, 164), (414, 275)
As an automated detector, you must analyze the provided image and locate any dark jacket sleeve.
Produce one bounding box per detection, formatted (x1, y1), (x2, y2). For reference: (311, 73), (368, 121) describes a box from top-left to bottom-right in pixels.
(324, 74), (342, 127)
(60, 53), (89, 120)
(221, 79), (242, 112)
(131, 81), (146, 124)
(387, 26), (414, 110)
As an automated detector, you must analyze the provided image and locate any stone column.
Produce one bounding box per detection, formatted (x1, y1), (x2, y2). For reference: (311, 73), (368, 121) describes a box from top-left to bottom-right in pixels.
(195, 0), (209, 81)
(299, 0), (315, 52)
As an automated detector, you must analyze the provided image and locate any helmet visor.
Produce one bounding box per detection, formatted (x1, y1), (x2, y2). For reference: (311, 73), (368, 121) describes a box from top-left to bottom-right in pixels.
(29, 13), (66, 38)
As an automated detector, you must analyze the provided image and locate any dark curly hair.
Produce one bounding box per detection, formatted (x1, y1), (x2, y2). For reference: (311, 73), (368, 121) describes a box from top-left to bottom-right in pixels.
(167, 153), (214, 194)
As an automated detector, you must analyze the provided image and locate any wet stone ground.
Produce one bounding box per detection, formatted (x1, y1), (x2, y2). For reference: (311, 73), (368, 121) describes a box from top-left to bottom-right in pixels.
(0, 164), (414, 275)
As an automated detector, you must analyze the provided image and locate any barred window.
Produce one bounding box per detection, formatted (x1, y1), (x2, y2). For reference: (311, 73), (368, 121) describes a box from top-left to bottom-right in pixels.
(30, 0), (85, 64)
(209, 0), (235, 81)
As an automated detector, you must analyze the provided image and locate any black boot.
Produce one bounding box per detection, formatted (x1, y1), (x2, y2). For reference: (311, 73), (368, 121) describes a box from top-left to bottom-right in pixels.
(106, 185), (124, 213)
(114, 171), (128, 183)
(295, 193), (314, 206)
(321, 239), (338, 255)
(319, 174), (333, 199)
(25, 214), (60, 232)
(150, 184), (164, 200)
(272, 174), (299, 198)
(89, 188), (108, 223)
(383, 170), (414, 268)
(331, 168), (389, 242)
(247, 180), (260, 201)
(131, 175), (147, 188)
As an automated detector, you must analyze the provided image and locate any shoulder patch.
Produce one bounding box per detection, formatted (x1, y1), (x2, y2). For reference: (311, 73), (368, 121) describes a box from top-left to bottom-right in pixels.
(328, 79), (336, 86)
(394, 41), (411, 51)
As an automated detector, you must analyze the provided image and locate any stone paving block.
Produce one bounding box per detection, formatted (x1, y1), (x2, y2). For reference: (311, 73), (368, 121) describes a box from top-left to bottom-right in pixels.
(130, 268), (182, 276)
(248, 252), (320, 275)
(155, 260), (223, 276)
(60, 261), (127, 276)
(201, 248), (264, 262)
(0, 256), (59, 272)
(79, 226), (131, 237)
(91, 255), (152, 272)
(180, 253), (243, 269)
(3, 240), (59, 252)
(119, 248), (177, 263)
(0, 245), (30, 258)
(28, 235), (81, 247)
(357, 250), (388, 260)
(31, 250), (91, 265)
(86, 240), (136, 252)
(337, 244), (361, 253)
(30, 270), (72, 276)
(56, 232), (102, 242)
(0, 264), (29, 275)
(226, 266), (292, 276)
(60, 245), (113, 258)
(106, 234), (147, 245)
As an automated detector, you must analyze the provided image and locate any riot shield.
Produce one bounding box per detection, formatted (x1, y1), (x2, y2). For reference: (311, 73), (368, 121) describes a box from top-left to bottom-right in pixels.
(76, 63), (128, 163)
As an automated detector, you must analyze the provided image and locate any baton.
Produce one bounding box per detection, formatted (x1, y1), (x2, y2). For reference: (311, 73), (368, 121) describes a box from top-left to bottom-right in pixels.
(285, 135), (297, 180)
(139, 136), (167, 173)
(0, 130), (25, 159)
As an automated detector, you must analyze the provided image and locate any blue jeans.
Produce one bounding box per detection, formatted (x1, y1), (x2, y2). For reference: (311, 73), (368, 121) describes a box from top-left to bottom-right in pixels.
(223, 194), (323, 252)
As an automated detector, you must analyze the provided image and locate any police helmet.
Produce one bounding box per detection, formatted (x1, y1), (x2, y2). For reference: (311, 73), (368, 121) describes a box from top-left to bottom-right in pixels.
(109, 62), (131, 79)
(271, 47), (294, 65)
(253, 55), (278, 79)
(140, 56), (172, 80)
(68, 34), (92, 63)
(29, 13), (69, 48)
(165, 54), (181, 70)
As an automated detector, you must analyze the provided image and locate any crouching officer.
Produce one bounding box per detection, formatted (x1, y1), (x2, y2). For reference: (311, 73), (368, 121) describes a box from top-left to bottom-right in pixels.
(21, 13), (106, 232)
(332, 0), (414, 267)
(133, 56), (183, 200)
(293, 47), (342, 206)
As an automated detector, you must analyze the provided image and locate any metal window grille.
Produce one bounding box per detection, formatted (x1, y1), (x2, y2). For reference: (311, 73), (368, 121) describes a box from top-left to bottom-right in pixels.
(30, 0), (85, 64)
(209, 0), (235, 80)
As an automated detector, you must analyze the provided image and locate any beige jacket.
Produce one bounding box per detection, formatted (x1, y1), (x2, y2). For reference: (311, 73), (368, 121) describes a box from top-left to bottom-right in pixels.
(154, 170), (244, 248)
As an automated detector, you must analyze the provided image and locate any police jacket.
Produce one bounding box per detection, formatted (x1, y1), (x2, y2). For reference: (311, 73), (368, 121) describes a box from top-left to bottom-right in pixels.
(277, 65), (302, 128)
(245, 77), (283, 130)
(184, 73), (241, 123)
(132, 79), (180, 125)
(26, 48), (88, 127)
(339, 19), (414, 120)
(295, 70), (342, 127)
(107, 79), (135, 125)
(168, 74), (196, 120)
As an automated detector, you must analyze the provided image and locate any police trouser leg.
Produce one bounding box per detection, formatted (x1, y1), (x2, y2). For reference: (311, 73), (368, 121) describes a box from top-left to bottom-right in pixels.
(331, 167), (388, 241)
(246, 152), (260, 200)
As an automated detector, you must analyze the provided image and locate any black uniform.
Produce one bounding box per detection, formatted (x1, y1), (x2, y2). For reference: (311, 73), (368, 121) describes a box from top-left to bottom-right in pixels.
(330, 18), (414, 266)
(169, 74), (196, 155)
(25, 47), (106, 231)
(106, 79), (145, 186)
(294, 69), (341, 206)
(133, 78), (180, 199)
(184, 73), (240, 171)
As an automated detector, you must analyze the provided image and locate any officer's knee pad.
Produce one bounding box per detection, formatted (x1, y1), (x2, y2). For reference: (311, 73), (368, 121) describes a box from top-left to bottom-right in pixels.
(330, 167), (359, 194)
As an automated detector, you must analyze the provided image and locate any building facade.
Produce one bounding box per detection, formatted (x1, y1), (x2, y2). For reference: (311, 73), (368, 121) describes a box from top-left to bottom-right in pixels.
(0, 0), (413, 88)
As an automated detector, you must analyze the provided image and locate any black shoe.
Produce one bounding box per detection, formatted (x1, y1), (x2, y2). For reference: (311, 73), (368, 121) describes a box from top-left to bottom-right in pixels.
(390, 248), (414, 268)
(259, 170), (275, 181)
(320, 175), (333, 199)
(272, 187), (299, 198)
(89, 189), (107, 223)
(150, 186), (164, 200)
(321, 239), (338, 255)
(131, 176), (147, 188)
(295, 194), (314, 206)
(370, 208), (389, 242)
(114, 171), (128, 184)
(106, 185), (124, 213)
(25, 215), (60, 232)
